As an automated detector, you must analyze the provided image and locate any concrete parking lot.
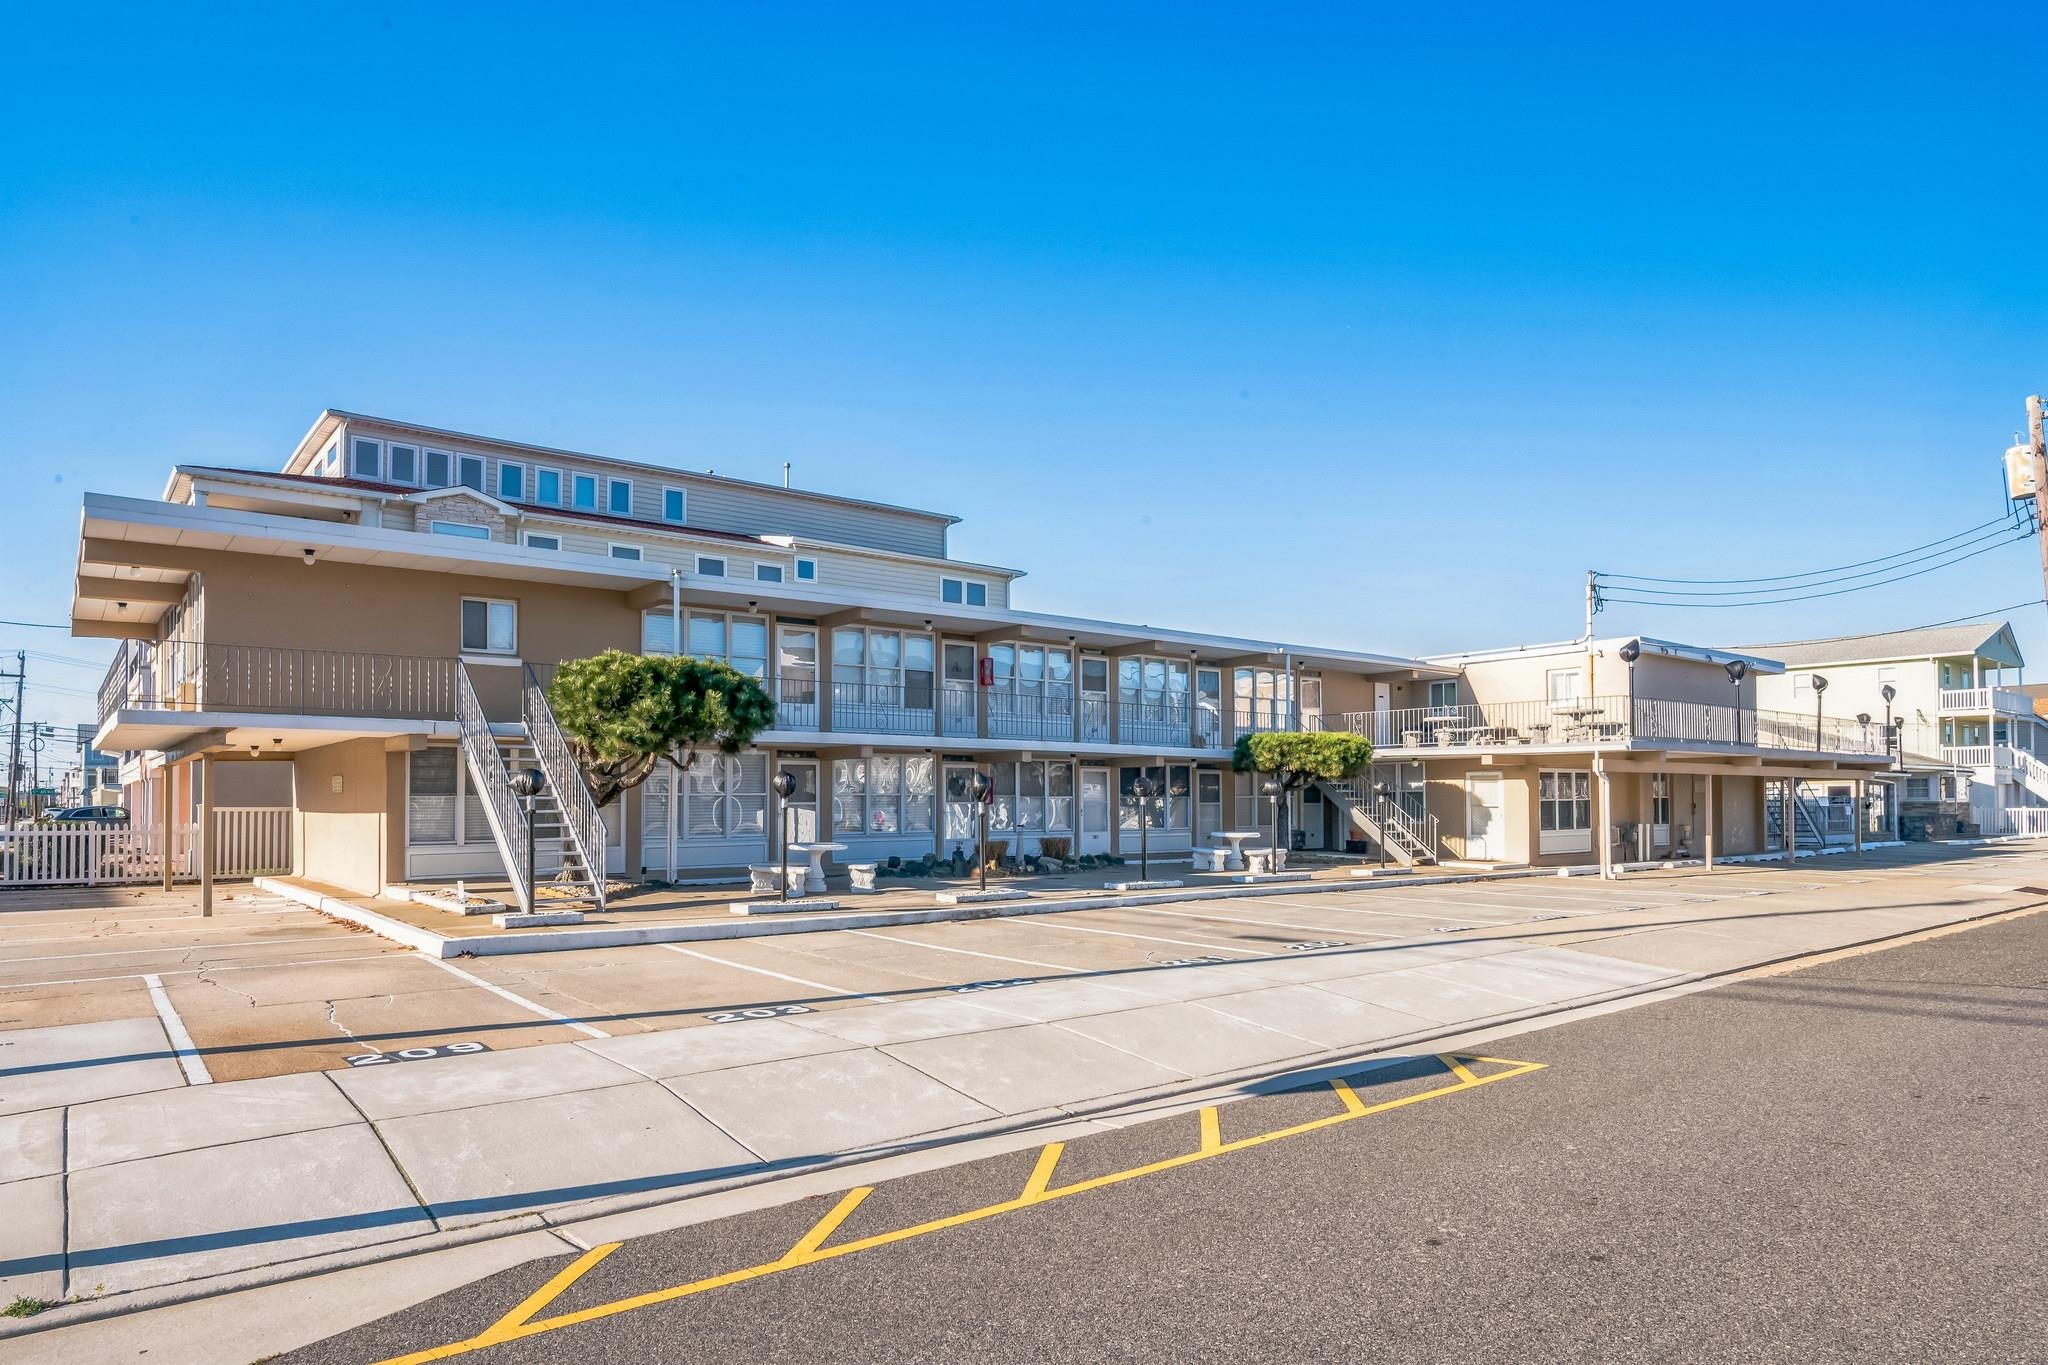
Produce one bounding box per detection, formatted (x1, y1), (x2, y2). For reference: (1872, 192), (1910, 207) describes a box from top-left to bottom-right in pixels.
(3, 839), (2046, 1325)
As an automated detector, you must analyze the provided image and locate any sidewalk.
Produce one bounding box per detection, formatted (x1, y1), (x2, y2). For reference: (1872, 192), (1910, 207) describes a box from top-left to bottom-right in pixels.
(3, 841), (2043, 1338)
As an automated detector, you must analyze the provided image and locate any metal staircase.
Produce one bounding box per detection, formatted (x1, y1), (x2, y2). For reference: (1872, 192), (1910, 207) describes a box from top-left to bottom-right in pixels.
(1317, 778), (1438, 866)
(453, 661), (607, 909)
(1766, 780), (1844, 853)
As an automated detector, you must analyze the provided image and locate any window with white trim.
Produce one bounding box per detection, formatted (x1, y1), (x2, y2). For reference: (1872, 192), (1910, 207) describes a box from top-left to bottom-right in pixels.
(985, 760), (1074, 834)
(1428, 680), (1458, 709)
(1905, 776), (1932, 801)
(607, 478), (632, 515)
(1539, 770), (1592, 832)
(609, 544), (643, 561)
(424, 449), (452, 488)
(388, 444), (418, 485)
(755, 563), (783, 583)
(498, 462), (524, 501)
(832, 755), (936, 836)
(696, 555), (726, 577)
(406, 747), (489, 846)
(457, 454), (485, 492)
(1546, 668), (1583, 705)
(460, 598), (516, 654)
(1230, 665), (1290, 730)
(524, 533), (561, 551)
(683, 753), (768, 837)
(351, 437), (381, 479)
(572, 473), (597, 510)
(643, 610), (768, 678)
(322, 443), (340, 475)
(1118, 764), (1191, 830)
(663, 487), (686, 522)
(431, 520), (492, 541)
(941, 576), (988, 607)
(833, 627), (934, 707)
(795, 557), (817, 581)
(1651, 773), (1670, 828)
(535, 468), (562, 505)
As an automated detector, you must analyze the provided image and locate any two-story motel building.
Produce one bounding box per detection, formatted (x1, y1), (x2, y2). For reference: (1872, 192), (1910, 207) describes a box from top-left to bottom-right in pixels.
(79, 411), (1895, 905)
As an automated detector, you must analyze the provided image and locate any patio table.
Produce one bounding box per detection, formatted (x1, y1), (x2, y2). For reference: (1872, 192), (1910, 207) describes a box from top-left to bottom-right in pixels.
(785, 842), (848, 896)
(1212, 830), (1263, 871)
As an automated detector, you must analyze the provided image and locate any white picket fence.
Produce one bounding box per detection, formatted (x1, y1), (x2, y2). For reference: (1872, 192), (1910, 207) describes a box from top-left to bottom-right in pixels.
(0, 807), (291, 888)
(1999, 806), (2048, 838)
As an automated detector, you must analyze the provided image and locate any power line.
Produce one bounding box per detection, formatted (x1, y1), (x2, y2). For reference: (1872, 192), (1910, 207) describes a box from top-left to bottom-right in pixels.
(1890, 598), (2048, 631)
(1599, 533), (2035, 609)
(0, 619), (69, 630)
(1595, 514), (2017, 587)
(1597, 523), (2028, 599)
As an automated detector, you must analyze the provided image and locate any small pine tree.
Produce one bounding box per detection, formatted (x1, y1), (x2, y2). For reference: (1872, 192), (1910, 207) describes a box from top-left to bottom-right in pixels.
(546, 650), (776, 807)
(1231, 731), (1373, 849)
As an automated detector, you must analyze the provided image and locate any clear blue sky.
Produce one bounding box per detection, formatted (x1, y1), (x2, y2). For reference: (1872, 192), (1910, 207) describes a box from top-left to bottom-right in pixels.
(5, 3), (2046, 751)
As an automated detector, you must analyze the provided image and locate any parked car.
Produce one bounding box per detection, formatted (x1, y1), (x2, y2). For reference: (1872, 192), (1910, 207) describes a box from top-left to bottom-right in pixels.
(37, 805), (130, 826)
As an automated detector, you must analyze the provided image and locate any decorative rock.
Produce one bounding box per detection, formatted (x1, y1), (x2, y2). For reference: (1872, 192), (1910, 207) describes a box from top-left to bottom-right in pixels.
(415, 889), (509, 916)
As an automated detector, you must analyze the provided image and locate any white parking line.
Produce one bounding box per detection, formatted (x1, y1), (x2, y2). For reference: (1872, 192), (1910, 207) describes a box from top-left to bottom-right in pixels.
(1136, 905), (1404, 940)
(0, 952), (402, 991)
(415, 954), (611, 1039)
(5, 934), (362, 966)
(1265, 895), (1521, 925)
(658, 943), (891, 1003)
(1003, 916), (1265, 957)
(843, 928), (1081, 975)
(142, 973), (212, 1085)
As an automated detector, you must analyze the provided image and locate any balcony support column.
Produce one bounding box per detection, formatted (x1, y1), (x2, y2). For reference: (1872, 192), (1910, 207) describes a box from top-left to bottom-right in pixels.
(1702, 773), (1716, 868)
(198, 753), (214, 918)
(1854, 779), (1865, 855)
(159, 758), (175, 893)
(1595, 761), (1614, 880)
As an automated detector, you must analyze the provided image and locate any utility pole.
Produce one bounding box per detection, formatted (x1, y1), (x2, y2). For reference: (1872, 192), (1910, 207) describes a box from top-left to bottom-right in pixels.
(2006, 397), (2048, 611)
(2, 652), (22, 829)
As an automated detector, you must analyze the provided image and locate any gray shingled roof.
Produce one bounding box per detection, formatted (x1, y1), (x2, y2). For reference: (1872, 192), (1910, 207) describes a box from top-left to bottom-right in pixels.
(1734, 621), (2022, 669)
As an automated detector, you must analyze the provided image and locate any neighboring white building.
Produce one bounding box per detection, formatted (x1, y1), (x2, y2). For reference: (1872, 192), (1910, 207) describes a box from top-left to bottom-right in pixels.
(1738, 621), (2048, 837)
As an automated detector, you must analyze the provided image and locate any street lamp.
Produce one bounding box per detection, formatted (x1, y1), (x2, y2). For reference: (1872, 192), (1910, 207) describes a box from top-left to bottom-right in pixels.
(508, 767), (545, 915)
(770, 770), (797, 901)
(1724, 658), (1748, 744)
(1260, 777), (1283, 873)
(970, 770), (994, 891)
(1618, 639), (1641, 740)
(1128, 773), (1156, 882)
(1374, 779), (1392, 868)
(1881, 683), (1898, 767)
(1810, 673), (1829, 749)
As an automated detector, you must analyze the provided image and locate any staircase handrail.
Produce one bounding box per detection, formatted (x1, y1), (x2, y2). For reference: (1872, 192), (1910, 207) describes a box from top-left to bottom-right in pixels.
(522, 664), (608, 911)
(456, 663), (530, 908)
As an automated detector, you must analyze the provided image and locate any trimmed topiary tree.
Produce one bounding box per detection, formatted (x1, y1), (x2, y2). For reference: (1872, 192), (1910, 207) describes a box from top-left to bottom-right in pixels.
(1232, 731), (1374, 852)
(546, 649), (776, 807)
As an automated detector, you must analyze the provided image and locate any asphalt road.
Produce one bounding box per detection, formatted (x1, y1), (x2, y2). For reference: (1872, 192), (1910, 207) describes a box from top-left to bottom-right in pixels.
(287, 907), (2048, 1365)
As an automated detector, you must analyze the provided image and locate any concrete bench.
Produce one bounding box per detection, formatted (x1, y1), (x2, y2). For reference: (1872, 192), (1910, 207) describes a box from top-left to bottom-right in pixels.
(847, 862), (879, 894)
(746, 865), (786, 896)
(1243, 847), (1285, 874)
(1190, 847), (1230, 872)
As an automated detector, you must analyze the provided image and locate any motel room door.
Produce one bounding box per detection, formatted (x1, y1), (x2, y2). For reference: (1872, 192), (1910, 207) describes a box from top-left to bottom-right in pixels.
(1465, 772), (1505, 862)
(1078, 767), (1112, 855)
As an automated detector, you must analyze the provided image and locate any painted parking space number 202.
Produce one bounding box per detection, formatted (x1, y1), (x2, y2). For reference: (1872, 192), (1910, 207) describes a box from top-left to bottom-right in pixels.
(703, 1004), (815, 1024)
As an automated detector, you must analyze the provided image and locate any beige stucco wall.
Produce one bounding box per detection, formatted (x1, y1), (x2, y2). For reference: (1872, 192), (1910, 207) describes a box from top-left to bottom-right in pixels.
(293, 738), (392, 895)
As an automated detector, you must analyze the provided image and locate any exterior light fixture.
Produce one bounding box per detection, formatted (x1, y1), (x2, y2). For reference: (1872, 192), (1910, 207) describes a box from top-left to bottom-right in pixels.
(301, 548), (317, 566)
(770, 770), (798, 900)
(1130, 773), (1158, 881)
(1880, 685), (1898, 767)
(507, 767), (546, 914)
(1260, 776), (1284, 872)
(1724, 658), (1748, 744)
(1810, 674), (1829, 749)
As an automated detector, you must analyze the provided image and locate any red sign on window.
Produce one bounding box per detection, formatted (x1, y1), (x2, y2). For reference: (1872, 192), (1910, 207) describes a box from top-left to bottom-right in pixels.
(978, 657), (994, 687)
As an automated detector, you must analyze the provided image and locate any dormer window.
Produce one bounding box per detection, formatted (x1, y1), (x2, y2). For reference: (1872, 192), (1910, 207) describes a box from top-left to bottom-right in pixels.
(498, 462), (525, 501)
(572, 474), (597, 511)
(424, 449), (452, 488)
(941, 577), (987, 607)
(608, 478), (633, 515)
(351, 438), (381, 479)
(535, 468), (561, 505)
(663, 487), (686, 522)
(388, 444), (418, 485)
(457, 454), (485, 492)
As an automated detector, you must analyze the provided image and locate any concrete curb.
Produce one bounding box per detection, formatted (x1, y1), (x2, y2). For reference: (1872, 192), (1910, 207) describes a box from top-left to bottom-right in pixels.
(9, 880), (2037, 1341)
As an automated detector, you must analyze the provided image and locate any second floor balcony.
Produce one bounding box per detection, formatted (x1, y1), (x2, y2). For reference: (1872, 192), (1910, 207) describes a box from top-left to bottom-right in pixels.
(1937, 687), (2037, 719)
(1324, 695), (1893, 759)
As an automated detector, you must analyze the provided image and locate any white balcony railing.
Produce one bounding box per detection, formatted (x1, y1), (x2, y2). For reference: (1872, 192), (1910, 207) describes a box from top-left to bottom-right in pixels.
(1939, 687), (2035, 718)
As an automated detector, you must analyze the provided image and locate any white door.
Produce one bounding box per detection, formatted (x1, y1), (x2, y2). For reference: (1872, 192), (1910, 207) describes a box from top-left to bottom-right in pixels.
(1078, 767), (1111, 855)
(1465, 772), (1505, 861)
(1372, 681), (1392, 747)
(778, 760), (820, 847)
(1296, 784), (1326, 849)
(1080, 658), (1110, 741)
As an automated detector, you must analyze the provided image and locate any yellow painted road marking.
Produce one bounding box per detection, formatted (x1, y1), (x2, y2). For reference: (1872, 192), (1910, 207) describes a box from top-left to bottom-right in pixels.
(373, 1053), (1545, 1364)
(780, 1186), (872, 1263)
(1021, 1142), (1065, 1198)
(480, 1241), (620, 1340)
(1198, 1106), (1222, 1152)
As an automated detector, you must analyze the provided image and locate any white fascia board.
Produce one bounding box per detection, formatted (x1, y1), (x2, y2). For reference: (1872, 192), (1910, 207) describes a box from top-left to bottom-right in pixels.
(1423, 635), (1784, 676)
(409, 485), (521, 516)
(758, 533), (1026, 581)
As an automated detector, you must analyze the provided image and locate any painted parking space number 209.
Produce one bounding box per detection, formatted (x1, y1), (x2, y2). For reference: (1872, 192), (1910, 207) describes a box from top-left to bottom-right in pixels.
(703, 1004), (815, 1024)
(345, 1042), (492, 1067)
